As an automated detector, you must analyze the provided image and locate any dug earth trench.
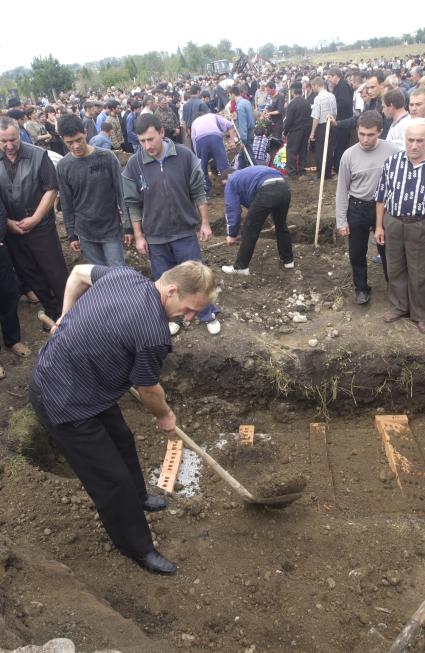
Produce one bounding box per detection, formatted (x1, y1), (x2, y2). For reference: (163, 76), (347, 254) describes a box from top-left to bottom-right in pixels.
(1, 174), (425, 652)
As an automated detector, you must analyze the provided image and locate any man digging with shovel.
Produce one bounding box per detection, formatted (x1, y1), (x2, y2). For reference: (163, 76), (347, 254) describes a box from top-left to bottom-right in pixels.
(29, 260), (216, 575)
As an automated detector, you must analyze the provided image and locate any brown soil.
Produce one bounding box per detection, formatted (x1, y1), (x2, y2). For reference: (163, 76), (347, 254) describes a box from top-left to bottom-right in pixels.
(1, 173), (425, 653)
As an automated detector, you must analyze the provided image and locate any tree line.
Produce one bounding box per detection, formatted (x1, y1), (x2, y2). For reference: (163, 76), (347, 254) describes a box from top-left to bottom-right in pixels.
(1, 30), (424, 102)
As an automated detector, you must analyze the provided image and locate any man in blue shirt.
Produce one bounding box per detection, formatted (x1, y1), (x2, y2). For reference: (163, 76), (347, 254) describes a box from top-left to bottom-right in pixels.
(126, 100), (142, 152)
(221, 165), (293, 274)
(230, 85), (255, 169)
(89, 122), (113, 149)
(95, 103), (110, 132)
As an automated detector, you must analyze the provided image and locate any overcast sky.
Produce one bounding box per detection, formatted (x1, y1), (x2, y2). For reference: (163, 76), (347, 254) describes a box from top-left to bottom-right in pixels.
(0, 1), (422, 74)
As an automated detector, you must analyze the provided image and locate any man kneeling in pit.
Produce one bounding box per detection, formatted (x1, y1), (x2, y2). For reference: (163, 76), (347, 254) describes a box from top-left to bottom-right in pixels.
(29, 260), (216, 575)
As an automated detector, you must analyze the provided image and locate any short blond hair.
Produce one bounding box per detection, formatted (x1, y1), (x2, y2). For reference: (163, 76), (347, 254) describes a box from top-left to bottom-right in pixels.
(160, 261), (216, 302)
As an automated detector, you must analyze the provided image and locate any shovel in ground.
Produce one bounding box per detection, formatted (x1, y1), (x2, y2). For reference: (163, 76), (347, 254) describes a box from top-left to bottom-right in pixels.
(128, 389), (304, 507)
(173, 425), (305, 507)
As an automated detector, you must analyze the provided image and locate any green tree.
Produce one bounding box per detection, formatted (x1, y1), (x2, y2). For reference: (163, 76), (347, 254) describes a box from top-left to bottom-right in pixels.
(416, 27), (425, 42)
(184, 41), (203, 71)
(30, 55), (74, 96)
(259, 43), (275, 59)
(125, 57), (138, 80)
(217, 39), (233, 57)
(100, 67), (129, 87)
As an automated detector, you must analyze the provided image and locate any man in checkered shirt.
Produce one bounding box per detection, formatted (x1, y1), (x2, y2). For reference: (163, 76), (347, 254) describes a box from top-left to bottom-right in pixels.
(375, 118), (425, 332)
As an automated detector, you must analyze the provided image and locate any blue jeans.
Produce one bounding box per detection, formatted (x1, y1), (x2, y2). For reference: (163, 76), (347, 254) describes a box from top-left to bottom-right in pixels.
(148, 235), (219, 323)
(79, 238), (125, 267)
(195, 135), (229, 192)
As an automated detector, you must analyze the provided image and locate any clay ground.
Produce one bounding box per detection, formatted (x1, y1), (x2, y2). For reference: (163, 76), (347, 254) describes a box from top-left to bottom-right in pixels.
(1, 173), (425, 653)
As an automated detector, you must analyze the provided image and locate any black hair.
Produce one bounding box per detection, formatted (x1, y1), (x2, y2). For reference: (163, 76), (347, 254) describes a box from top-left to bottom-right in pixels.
(135, 113), (162, 134)
(57, 113), (85, 137)
(357, 110), (383, 130)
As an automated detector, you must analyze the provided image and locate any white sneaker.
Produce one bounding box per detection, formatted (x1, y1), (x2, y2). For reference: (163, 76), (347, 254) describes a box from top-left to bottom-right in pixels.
(169, 322), (181, 336)
(221, 265), (250, 275)
(284, 261), (295, 269)
(206, 319), (221, 335)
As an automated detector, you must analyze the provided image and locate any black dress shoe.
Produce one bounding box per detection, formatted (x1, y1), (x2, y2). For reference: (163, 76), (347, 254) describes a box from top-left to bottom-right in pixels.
(356, 290), (370, 305)
(143, 494), (167, 512)
(136, 550), (176, 575)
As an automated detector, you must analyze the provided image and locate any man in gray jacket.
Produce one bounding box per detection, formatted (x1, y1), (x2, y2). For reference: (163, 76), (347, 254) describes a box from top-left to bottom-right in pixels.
(336, 110), (399, 304)
(57, 114), (132, 267)
(122, 113), (220, 335)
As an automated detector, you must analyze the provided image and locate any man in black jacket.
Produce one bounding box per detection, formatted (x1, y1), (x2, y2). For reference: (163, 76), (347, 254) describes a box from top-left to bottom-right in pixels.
(328, 68), (353, 172)
(283, 82), (312, 178)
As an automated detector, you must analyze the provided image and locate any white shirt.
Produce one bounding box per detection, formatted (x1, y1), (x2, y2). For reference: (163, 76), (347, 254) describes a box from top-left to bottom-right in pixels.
(386, 113), (411, 151)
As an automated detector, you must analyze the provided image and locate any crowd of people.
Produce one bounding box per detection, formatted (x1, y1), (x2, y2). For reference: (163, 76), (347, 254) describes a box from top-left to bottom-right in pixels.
(0, 51), (425, 575)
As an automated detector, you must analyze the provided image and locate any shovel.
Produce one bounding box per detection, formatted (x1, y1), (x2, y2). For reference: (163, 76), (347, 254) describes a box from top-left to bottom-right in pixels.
(37, 312), (305, 508)
(128, 389), (304, 507)
(173, 425), (304, 507)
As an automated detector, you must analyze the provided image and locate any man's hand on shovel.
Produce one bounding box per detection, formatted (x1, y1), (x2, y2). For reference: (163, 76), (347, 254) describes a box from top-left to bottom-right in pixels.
(156, 408), (177, 436)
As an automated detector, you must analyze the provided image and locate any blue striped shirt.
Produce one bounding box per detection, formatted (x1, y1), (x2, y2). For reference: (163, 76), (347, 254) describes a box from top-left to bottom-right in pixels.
(375, 151), (425, 217)
(33, 266), (171, 425)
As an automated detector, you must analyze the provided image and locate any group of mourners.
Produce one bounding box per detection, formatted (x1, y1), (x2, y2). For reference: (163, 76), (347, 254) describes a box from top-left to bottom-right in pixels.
(0, 51), (424, 575)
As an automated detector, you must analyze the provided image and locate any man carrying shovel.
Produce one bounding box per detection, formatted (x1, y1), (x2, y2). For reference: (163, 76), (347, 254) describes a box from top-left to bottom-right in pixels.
(29, 260), (216, 575)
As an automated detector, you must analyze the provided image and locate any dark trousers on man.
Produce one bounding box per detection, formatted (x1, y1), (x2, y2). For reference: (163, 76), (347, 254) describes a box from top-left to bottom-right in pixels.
(384, 213), (425, 321)
(0, 245), (21, 349)
(235, 181), (293, 269)
(29, 383), (154, 558)
(285, 127), (310, 176)
(347, 197), (387, 292)
(315, 122), (335, 179)
(6, 222), (68, 321)
(195, 135), (229, 193)
(333, 128), (351, 173)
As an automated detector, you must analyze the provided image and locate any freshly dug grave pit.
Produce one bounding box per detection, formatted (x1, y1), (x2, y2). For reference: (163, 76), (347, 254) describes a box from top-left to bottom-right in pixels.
(2, 384), (425, 653)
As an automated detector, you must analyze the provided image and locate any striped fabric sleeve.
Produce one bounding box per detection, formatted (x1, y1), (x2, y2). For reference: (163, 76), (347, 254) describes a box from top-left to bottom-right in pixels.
(91, 265), (112, 284)
(130, 345), (171, 387)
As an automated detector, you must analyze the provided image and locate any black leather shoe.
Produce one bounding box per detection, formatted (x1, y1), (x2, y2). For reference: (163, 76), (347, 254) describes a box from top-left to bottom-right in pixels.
(143, 494), (167, 512)
(356, 290), (370, 305)
(136, 550), (176, 575)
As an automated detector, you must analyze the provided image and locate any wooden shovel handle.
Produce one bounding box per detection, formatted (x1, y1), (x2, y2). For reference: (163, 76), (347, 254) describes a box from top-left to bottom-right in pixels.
(37, 311), (55, 329)
(174, 426), (253, 501)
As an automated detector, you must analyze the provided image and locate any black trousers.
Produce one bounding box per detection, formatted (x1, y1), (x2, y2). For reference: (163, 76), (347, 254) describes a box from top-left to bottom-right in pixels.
(29, 383), (154, 558)
(333, 128), (351, 173)
(315, 122), (335, 178)
(0, 245), (21, 349)
(286, 127), (310, 176)
(235, 182), (293, 269)
(6, 222), (68, 321)
(347, 197), (388, 291)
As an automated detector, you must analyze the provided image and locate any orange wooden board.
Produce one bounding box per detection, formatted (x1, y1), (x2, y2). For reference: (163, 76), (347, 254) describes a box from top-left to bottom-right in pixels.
(157, 438), (184, 493)
(309, 422), (335, 511)
(375, 415), (425, 501)
(239, 425), (254, 446)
